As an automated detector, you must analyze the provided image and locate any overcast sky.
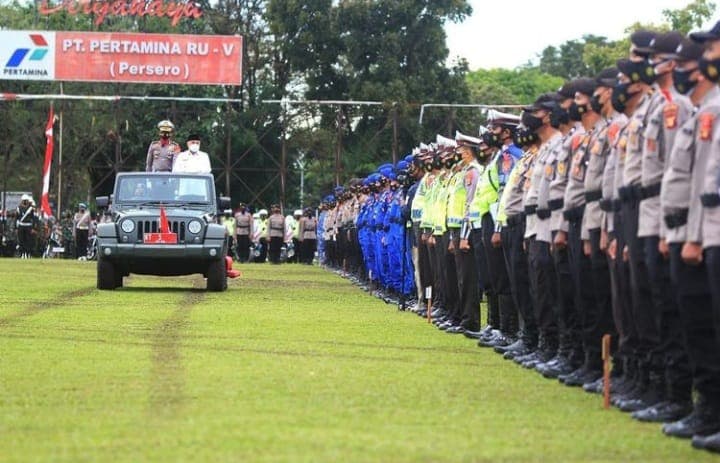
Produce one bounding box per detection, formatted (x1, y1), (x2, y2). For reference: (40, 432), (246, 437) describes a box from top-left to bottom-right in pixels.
(445, 0), (717, 70)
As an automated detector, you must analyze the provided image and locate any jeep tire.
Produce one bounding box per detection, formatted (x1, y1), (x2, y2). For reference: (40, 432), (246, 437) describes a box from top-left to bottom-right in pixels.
(97, 256), (118, 290)
(206, 258), (227, 291)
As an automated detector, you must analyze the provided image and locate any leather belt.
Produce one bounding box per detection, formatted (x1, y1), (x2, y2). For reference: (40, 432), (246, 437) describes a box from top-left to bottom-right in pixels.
(548, 198), (564, 211)
(619, 185), (642, 203)
(664, 209), (689, 229)
(640, 182), (661, 200)
(506, 213), (525, 227)
(599, 199), (613, 212)
(701, 193), (720, 208)
(536, 209), (551, 220)
(563, 204), (585, 222)
(524, 204), (538, 216)
(584, 190), (602, 202)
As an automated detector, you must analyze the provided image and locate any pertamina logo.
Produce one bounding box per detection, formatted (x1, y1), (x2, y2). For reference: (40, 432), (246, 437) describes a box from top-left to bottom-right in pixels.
(2, 33), (54, 78)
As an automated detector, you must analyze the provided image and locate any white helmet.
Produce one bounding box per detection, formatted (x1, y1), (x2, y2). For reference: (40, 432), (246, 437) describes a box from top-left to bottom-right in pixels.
(294, 209), (302, 216)
(21, 194), (31, 202)
(259, 209), (268, 216)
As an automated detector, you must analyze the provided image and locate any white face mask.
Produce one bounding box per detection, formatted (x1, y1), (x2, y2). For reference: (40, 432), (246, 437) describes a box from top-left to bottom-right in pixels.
(188, 143), (200, 153)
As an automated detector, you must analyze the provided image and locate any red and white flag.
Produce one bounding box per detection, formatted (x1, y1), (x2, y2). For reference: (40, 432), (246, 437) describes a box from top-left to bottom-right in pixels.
(159, 206), (170, 233)
(40, 106), (54, 218)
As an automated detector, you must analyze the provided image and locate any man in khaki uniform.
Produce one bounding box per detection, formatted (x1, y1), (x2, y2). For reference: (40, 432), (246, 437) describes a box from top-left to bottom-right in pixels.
(235, 203), (253, 263)
(146, 120), (181, 172)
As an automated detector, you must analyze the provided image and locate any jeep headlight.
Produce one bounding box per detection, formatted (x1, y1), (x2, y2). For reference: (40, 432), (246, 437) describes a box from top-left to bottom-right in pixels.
(188, 220), (202, 234)
(120, 219), (135, 234)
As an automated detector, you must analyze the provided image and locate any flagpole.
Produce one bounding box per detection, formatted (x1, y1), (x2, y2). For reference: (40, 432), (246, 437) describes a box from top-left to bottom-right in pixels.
(57, 83), (63, 217)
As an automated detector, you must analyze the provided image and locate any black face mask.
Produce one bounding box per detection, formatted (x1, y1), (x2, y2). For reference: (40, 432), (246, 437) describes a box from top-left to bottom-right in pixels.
(625, 59), (657, 85)
(673, 68), (699, 95)
(699, 56), (720, 83)
(549, 106), (569, 128)
(611, 82), (638, 113)
(590, 94), (604, 114)
(161, 133), (170, 139)
(523, 114), (545, 132)
(482, 131), (503, 149)
(568, 103), (582, 122)
(432, 156), (443, 170)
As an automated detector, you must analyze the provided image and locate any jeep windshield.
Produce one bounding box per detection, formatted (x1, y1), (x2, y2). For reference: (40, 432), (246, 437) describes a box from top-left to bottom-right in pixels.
(116, 175), (213, 205)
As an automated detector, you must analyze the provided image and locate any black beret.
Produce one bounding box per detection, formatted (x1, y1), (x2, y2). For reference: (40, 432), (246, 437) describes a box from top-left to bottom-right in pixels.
(596, 67), (619, 87)
(637, 31), (684, 55)
(187, 133), (201, 142)
(557, 81), (577, 99)
(574, 77), (598, 97)
(672, 38), (705, 61)
(690, 20), (720, 43)
(523, 92), (559, 112)
(630, 30), (658, 57)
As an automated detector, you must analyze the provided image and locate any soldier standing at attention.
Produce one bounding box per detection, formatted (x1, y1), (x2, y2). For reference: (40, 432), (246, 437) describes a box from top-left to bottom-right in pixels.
(146, 120), (181, 172)
(73, 202), (91, 261)
(15, 194), (35, 259)
(235, 203), (253, 263)
(267, 204), (285, 264)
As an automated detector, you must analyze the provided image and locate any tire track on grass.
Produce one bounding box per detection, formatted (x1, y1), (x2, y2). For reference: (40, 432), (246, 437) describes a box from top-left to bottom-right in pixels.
(0, 287), (95, 328)
(148, 277), (206, 418)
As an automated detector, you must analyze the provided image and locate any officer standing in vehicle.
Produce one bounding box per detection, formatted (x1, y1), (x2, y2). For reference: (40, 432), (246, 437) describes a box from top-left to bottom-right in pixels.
(146, 120), (181, 172)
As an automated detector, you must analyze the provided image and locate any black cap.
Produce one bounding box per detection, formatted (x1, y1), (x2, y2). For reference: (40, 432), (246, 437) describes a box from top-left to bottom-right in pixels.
(187, 133), (201, 142)
(574, 77), (598, 97)
(630, 30), (658, 57)
(523, 92), (559, 112)
(596, 67), (619, 87)
(672, 38), (705, 61)
(690, 20), (720, 43)
(637, 31), (684, 55)
(557, 81), (577, 99)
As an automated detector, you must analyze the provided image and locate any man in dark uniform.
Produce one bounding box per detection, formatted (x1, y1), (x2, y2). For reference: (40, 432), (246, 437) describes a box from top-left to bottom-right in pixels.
(15, 194), (35, 259)
(146, 120), (181, 172)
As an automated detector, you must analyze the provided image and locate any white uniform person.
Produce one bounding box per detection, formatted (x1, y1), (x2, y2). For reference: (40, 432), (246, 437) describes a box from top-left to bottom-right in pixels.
(172, 133), (211, 174)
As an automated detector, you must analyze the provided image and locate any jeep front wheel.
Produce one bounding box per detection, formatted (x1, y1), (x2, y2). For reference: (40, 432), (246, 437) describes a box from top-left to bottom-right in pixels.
(206, 258), (227, 291)
(97, 257), (118, 290)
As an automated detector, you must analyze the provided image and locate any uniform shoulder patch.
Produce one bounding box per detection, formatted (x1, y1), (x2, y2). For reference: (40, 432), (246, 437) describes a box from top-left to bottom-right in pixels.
(664, 103), (678, 130)
(699, 113), (715, 142)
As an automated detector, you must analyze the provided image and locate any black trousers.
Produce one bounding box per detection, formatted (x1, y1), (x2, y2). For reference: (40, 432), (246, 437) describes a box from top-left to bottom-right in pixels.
(257, 237), (268, 263)
(417, 230), (433, 298)
(587, 228), (616, 359)
(644, 235), (690, 402)
(470, 229), (491, 326)
(453, 233), (480, 331)
(482, 213), (516, 334)
(226, 236), (235, 258)
(552, 230), (579, 359)
(429, 236), (446, 311)
(75, 228), (88, 258)
(528, 237), (558, 344)
(567, 217), (598, 367)
(17, 226), (33, 256)
(669, 244), (720, 406)
(237, 235), (251, 263)
(443, 232), (460, 324)
(301, 239), (316, 264)
(502, 218), (537, 345)
(705, 247), (720, 352)
(610, 210), (636, 362)
(289, 237), (300, 263)
(269, 236), (283, 264)
(622, 200), (658, 373)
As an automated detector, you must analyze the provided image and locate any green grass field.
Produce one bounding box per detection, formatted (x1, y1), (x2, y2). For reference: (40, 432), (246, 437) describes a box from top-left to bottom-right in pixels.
(0, 260), (715, 462)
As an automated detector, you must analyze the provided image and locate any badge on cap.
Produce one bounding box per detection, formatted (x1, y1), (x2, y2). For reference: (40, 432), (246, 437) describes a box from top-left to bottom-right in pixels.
(700, 113), (715, 141)
(664, 103), (678, 130)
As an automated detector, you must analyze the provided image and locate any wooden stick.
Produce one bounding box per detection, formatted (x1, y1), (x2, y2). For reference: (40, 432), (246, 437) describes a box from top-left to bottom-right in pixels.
(602, 334), (611, 410)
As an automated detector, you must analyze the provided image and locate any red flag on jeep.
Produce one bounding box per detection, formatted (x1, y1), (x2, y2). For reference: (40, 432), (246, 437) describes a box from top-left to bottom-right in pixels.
(159, 206), (169, 233)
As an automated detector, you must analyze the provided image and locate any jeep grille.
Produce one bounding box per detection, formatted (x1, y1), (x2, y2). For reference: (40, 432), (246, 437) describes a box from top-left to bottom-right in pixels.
(136, 220), (186, 243)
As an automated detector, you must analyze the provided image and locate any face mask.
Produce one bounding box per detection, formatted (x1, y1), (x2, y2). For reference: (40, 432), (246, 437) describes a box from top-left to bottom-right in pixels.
(673, 68), (698, 95)
(611, 82), (638, 113)
(161, 133), (170, 139)
(590, 94), (604, 114)
(482, 131), (502, 149)
(432, 156), (443, 170)
(699, 56), (720, 83)
(189, 143), (200, 153)
(568, 103), (582, 122)
(523, 114), (545, 132)
(549, 106), (569, 128)
(625, 59), (657, 85)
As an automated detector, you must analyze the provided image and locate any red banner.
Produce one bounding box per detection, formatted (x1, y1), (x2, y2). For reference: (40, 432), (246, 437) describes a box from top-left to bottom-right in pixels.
(55, 32), (242, 85)
(40, 106), (54, 218)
